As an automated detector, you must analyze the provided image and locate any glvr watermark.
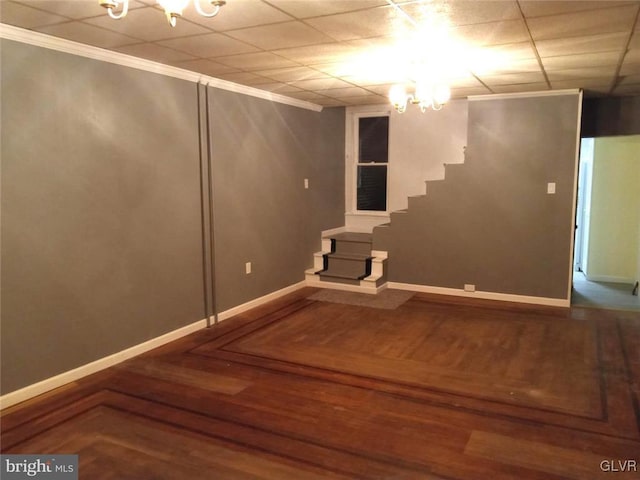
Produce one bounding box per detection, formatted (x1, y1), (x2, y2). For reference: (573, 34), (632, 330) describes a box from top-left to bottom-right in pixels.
(600, 459), (638, 473)
(1, 455), (78, 479)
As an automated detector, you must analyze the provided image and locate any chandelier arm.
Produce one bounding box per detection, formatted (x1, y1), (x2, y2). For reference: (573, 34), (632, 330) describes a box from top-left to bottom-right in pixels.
(100, 0), (128, 19)
(194, 0), (225, 18)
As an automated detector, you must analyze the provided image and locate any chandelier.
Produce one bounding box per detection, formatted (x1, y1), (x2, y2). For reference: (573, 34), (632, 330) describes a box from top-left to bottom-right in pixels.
(389, 82), (451, 113)
(99, 0), (226, 27)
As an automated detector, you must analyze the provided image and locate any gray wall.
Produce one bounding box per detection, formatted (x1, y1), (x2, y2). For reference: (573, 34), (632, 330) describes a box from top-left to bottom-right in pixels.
(374, 94), (580, 300)
(208, 89), (344, 311)
(582, 96), (640, 137)
(1, 39), (344, 394)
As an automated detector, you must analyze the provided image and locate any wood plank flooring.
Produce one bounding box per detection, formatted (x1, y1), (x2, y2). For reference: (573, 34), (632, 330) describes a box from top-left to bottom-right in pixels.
(2, 287), (639, 479)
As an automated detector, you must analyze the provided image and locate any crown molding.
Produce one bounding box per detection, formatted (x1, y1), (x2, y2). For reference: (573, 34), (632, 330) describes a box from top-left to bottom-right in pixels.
(0, 23), (323, 113)
(468, 89), (581, 101)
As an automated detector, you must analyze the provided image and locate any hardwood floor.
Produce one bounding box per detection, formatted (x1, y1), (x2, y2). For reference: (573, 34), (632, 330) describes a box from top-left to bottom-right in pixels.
(2, 288), (639, 479)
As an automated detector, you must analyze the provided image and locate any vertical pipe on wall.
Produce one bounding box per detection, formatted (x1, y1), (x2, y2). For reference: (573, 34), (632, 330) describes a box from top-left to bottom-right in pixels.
(205, 83), (218, 325)
(197, 83), (211, 327)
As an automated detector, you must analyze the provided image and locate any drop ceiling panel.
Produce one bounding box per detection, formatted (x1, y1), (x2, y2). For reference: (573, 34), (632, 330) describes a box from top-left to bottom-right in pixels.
(0, 1), (69, 28)
(214, 52), (298, 70)
(542, 51), (623, 70)
(3, 0), (640, 104)
(303, 6), (407, 41)
(116, 42), (196, 63)
(519, 1), (634, 18)
(225, 20), (335, 49)
(158, 33), (259, 57)
(14, 0), (148, 20)
(85, 7), (212, 41)
(265, 0), (388, 19)
(253, 66), (329, 82)
(403, 0), (521, 26)
(171, 58), (239, 76)
(35, 21), (139, 48)
(534, 32), (630, 57)
(179, 0), (293, 30)
(526, 4), (639, 41)
(290, 77), (356, 90)
(451, 19), (529, 46)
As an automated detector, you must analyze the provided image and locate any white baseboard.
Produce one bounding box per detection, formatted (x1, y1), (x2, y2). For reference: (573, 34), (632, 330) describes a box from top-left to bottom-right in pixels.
(306, 273), (386, 294)
(0, 281), (307, 410)
(216, 281), (306, 321)
(388, 282), (570, 308)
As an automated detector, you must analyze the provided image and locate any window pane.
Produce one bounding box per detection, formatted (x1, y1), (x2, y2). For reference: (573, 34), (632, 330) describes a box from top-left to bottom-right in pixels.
(357, 165), (387, 211)
(358, 116), (389, 164)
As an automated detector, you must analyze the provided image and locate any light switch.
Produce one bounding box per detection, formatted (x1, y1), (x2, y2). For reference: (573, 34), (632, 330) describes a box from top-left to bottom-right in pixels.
(304, 178), (309, 189)
(547, 182), (556, 194)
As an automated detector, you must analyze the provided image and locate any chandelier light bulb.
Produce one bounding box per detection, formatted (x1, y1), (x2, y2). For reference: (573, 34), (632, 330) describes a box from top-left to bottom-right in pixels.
(389, 85), (409, 113)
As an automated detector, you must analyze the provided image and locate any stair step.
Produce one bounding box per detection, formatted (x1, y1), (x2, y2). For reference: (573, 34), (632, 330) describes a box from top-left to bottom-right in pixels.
(326, 232), (373, 256)
(318, 271), (363, 286)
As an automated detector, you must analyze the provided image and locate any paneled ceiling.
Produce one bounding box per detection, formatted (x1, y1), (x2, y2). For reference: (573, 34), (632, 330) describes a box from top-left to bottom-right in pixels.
(2, 0), (640, 107)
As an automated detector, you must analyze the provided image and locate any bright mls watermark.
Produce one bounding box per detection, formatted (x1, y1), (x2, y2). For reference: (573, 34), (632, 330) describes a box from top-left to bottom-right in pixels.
(600, 459), (638, 473)
(1, 455), (78, 479)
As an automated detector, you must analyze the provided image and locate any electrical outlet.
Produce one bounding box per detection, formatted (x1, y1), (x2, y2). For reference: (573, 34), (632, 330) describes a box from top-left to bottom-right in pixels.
(245, 262), (251, 274)
(464, 284), (475, 292)
(547, 182), (556, 194)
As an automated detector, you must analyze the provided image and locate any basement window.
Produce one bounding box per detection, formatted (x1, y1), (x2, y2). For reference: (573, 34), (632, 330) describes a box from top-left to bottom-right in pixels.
(356, 115), (389, 211)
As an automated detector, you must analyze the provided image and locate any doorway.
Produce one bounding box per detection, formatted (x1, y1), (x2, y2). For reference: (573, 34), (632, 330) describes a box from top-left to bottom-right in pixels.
(572, 135), (640, 311)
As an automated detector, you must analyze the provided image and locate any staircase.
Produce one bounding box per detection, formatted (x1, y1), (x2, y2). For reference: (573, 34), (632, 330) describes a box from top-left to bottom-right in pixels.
(306, 232), (387, 293)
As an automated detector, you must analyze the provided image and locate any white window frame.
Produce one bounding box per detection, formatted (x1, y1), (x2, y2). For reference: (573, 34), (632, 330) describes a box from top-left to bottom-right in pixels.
(345, 107), (391, 216)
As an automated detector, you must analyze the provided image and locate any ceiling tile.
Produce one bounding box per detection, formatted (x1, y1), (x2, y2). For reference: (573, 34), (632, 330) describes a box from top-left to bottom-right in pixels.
(266, 0), (387, 19)
(290, 77), (356, 90)
(215, 71), (272, 85)
(630, 30), (640, 49)
(225, 21), (335, 50)
(13, 0), (147, 20)
(179, 0), (293, 30)
(320, 86), (373, 98)
(35, 21), (139, 48)
(250, 82), (303, 93)
(491, 83), (550, 94)
(534, 32), (629, 57)
(214, 52), (298, 70)
(479, 42), (538, 61)
(542, 51), (623, 70)
(450, 85), (491, 97)
(158, 33), (259, 57)
(273, 43), (360, 64)
(519, 1), (635, 18)
(451, 19), (529, 47)
(0, 1), (69, 28)
(546, 66), (616, 81)
(304, 5), (408, 41)
(313, 97), (349, 107)
(171, 58), (239, 76)
(618, 73), (640, 85)
(477, 71), (547, 86)
(527, 4), (638, 41)
(550, 77), (613, 89)
(253, 66), (329, 82)
(621, 50), (640, 74)
(285, 90), (333, 101)
(85, 7), (212, 42)
(613, 82), (640, 95)
(116, 42), (196, 62)
(342, 94), (387, 105)
(485, 57), (542, 75)
(401, 0), (521, 27)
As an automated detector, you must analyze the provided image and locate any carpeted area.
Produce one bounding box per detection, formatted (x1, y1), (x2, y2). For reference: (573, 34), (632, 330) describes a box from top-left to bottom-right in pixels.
(307, 288), (414, 309)
(572, 272), (640, 311)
